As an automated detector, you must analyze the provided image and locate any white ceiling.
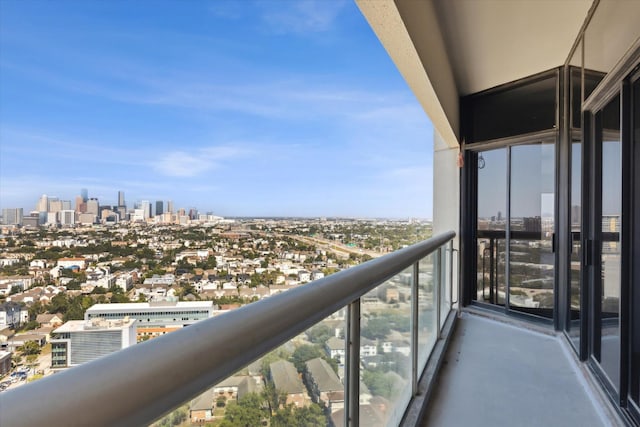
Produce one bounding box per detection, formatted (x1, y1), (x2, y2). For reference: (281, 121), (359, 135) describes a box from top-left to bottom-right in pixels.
(432, 0), (593, 95)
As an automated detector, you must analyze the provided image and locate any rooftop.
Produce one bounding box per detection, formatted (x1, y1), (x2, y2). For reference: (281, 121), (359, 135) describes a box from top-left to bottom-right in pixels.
(53, 318), (136, 333)
(85, 301), (213, 311)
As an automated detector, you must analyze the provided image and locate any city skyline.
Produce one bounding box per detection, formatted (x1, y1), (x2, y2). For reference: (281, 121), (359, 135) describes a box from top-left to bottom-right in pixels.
(0, 1), (435, 219)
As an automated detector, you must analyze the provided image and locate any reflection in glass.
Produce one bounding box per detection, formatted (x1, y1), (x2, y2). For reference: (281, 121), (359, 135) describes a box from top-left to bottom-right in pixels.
(476, 149), (507, 306)
(509, 143), (555, 318)
(360, 266), (412, 427)
(598, 95), (621, 392)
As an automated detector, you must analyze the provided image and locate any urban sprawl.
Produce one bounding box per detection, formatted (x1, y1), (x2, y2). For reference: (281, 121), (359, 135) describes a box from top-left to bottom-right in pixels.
(0, 189), (433, 426)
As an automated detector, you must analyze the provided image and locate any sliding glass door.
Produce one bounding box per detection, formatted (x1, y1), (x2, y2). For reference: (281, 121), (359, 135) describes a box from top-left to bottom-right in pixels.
(475, 142), (555, 319)
(509, 144), (555, 317)
(591, 93), (622, 393)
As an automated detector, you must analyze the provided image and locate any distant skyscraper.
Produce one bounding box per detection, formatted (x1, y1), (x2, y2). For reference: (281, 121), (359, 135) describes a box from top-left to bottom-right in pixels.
(86, 199), (100, 216)
(81, 188), (88, 202)
(36, 194), (49, 212)
(49, 198), (62, 213)
(118, 191), (125, 208)
(141, 200), (151, 219)
(60, 210), (76, 226)
(155, 201), (163, 217)
(61, 200), (72, 210)
(1, 208), (23, 225)
(75, 196), (86, 213)
(167, 200), (174, 214)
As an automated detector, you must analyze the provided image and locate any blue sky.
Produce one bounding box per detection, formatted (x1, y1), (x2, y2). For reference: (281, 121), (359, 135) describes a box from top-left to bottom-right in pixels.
(0, 0), (434, 218)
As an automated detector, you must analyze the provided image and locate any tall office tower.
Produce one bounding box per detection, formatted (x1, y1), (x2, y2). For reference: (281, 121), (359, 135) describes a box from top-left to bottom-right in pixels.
(60, 210), (75, 226)
(75, 195), (86, 213)
(61, 200), (72, 210)
(36, 194), (49, 212)
(1, 208), (23, 225)
(188, 208), (198, 220)
(118, 191), (125, 208)
(81, 188), (88, 202)
(86, 198), (99, 216)
(49, 199), (63, 213)
(141, 200), (151, 219)
(155, 201), (163, 217)
(166, 200), (174, 214)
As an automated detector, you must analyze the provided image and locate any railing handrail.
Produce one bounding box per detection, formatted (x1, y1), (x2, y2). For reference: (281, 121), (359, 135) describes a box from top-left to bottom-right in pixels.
(0, 231), (455, 427)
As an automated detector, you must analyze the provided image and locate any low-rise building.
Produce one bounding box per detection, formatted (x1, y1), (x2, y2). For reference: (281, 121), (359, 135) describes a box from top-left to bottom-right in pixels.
(85, 300), (214, 341)
(0, 350), (11, 375)
(0, 302), (28, 329)
(56, 257), (87, 270)
(50, 317), (137, 369)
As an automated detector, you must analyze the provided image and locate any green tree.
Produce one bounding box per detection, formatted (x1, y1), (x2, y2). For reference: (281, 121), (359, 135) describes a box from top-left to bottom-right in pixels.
(362, 370), (395, 398)
(290, 344), (322, 373)
(362, 317), (391, 340)
(292, 403), (326, 426)
(28, 301), (46, 321)
(271, 403), (325, 427)
(17, 341), (41, 356)
(307, 324), (332, 344)
(220, 393), (266, 427)
(262, 381), (288, 414)
(48, 293), (69, 314)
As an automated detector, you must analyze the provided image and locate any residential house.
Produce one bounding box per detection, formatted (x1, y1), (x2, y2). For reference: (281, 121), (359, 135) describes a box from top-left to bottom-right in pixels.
(36, 313), (64, 328)
(189, 388), (214, 424)
(0, 302), (28, 328)
(269, 360), (310, 408)
(304, 357), (343, 412)
(325, 336), (345, 365)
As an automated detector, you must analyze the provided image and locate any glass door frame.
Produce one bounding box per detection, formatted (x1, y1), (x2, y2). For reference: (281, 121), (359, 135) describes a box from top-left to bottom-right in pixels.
(583, 61), (640, 419)
(467, 133), (557, 323)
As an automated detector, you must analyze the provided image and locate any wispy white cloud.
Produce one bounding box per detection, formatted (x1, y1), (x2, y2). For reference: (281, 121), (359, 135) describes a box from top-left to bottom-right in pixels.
(153, 145), (252, 177)
(260, 1), (347, 34)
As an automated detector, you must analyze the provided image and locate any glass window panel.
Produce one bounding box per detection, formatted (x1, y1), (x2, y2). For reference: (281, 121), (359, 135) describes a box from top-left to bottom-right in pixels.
(476, 148), (507, 306)
(598, 94), (621, 392)
(149, 312), (346, 427)
(509, 143), (555, 318)
(418, 253), (437, 371)
(583, 0), (640, 97)
(360, 266), (412, 427)
(465, 73), (557, 142)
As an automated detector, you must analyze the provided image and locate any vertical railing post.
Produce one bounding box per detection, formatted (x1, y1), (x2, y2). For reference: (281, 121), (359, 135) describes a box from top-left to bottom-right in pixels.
(411, 261), (419, 396)
(449, 240), (458, 314)
(435, 247), (442, 338)
(346, 299), (360, 426)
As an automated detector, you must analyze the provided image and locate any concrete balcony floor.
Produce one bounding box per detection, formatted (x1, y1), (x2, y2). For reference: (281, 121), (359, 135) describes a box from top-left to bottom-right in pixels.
(421, 311), (620, 427)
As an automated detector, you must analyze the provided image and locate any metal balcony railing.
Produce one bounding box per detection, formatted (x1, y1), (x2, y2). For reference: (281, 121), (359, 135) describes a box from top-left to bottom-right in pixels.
(0, 231), (456, 427)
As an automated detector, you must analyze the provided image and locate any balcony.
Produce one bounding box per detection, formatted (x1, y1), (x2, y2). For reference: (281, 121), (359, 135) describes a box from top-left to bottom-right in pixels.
(0, 230), (627, 426)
